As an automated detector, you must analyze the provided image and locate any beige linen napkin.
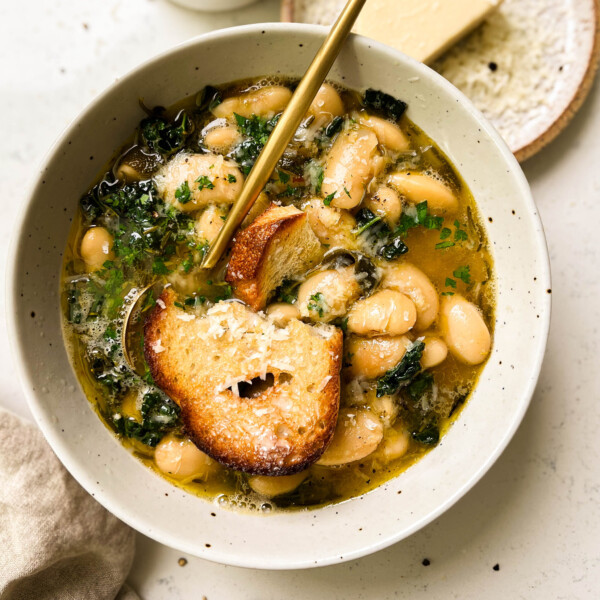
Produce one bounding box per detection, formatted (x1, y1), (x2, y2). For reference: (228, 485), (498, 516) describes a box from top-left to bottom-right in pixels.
(0, 409), (139, 600)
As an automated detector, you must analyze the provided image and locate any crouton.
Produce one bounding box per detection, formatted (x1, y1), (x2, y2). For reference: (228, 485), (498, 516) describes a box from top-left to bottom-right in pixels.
(225, 204), (322, 310)
(144, 289), (343, 475)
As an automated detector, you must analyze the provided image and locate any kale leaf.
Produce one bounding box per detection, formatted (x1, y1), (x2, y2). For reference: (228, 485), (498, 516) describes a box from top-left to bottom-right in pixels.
(112, 391), (180, 447)
(376, 340), (425, 397)
(363, 89), (408, 121)
(140, 110), (193, 156)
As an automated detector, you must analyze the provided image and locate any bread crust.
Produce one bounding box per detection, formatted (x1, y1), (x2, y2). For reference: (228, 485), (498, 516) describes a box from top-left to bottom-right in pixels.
(144, 289), (343, 475)
(225, 204), (322, 310)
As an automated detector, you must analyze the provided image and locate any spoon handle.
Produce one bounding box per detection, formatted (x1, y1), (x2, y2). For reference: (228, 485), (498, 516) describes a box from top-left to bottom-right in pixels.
(202, 0), (368, 269)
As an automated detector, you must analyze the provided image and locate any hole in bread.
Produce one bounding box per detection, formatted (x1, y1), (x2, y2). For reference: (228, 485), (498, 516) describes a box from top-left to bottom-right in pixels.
(236, 373), (276, 399)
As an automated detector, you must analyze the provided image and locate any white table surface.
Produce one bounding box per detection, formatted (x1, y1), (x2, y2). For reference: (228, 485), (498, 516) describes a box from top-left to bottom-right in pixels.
(1, 1), (599, 598)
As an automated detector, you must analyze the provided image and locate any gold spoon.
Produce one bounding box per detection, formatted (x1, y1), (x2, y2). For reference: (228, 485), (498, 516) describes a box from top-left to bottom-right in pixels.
(201, 0), (368, 269)
(121, 283), (154, 374)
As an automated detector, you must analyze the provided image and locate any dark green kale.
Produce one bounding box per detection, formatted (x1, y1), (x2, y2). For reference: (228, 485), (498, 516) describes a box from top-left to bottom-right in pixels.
(412, 423), (440, 446)
(140, 110), (193, 156)
(324, 116), (344, 139)
(363, 89), (408, 121)
(112, 391), (180, 447)
(66, 284), (83, 324)
(376, 341), (425, 397)
(354, 208), (409, 261)
(274, 279), (300, 304)
(195, 85), (222, 112)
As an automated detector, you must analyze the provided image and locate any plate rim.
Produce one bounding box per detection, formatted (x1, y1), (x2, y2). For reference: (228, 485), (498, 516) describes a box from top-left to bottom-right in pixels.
(280, 0), (600, 163)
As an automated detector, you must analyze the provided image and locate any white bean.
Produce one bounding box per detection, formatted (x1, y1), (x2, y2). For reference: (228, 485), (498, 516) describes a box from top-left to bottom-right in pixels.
(203, 125), (241, 153)
(421, 336), (448, 369)
(322, 128), (379, 209)
(369, 394), (398, 428)
(356, 112), (410, 153)
(297, 267), (361, 322)
(154, 435), (217, 482)
(345, 335), (411, 379)
(379, 427), (410, 461)
(317, 409), (383, 466)
(364, 185), (402, 226)
(382, 263), (439, 331)
(303, 198), (357, 248)
(439, 294), (491, 365)
(308, 84), (344, 121)
(266, 303), (300, 326)
(347, 290), (417, 336)
(212, 86), (292, 120)
(248, 471), (308, 498)
(195, 204), (228, 244)
(80, 227), (114, 271)
(388, 171), (458, 215)
(156, 153), (243, 212)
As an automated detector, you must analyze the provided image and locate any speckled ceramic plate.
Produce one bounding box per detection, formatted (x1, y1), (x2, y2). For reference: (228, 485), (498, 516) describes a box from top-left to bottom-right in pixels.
(8, 24), (550, 569)
(282, 0), (600, 162)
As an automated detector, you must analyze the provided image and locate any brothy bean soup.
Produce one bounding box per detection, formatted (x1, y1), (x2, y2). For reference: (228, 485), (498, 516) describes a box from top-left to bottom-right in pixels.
(62, 79), (494, 511)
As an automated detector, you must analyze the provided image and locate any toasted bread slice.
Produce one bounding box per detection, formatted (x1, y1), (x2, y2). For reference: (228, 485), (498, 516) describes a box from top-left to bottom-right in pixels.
(225, 204), (322, 311)
(144, 289), (343, 475)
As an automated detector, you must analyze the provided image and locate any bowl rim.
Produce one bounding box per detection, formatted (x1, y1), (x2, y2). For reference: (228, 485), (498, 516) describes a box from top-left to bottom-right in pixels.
(7, 22), (551, 569)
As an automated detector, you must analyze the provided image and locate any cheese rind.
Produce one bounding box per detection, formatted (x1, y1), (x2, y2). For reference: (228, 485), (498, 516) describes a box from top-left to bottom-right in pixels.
(353, 0), (502, 64)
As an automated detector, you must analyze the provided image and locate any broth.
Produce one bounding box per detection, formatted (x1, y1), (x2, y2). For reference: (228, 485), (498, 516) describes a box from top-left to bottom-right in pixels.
(61, 78), (494, 511)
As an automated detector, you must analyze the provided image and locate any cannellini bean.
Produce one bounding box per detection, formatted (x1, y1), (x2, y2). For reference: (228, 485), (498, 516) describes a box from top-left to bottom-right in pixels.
(304, 198), (357, 248)
(308, 84), (344, 121)
(439, 294), (491, 365)
(266, 303), (301, 326)
(356, 112), (410, 153)
(155, 435), (217, 482)
(379, 427), (410, 461)
(322, 127), (379, 209)
(203, 125), (241, 153)
(345, 335), (411, 379)
(80, 227), (114, 271)
(421, 336), (448, 369)
(297, 267), (361, 322)
(212, 86), (292, 119)
(317, 409), (383, 466)
(347, 290), (417, 336)
(196, 204), (228, 244)
(369, 394), (398, 428)
(387, 171), (458, 215)
(248, 471), (308, 498)
(364, 185), (402, 226)
(155, 153), (243, 212)
(382, 263), (439, 331)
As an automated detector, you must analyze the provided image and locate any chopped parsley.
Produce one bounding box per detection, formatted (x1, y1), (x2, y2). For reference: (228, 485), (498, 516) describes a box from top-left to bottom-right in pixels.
(453, 265), (471, 285)
(195, 175), (214, 191)
(232, 112), (281, 174)
(323, 192), (335, 207)
(307, 292), (327, 318)
(175, 181), (191, 204)
(277, 170), (290, 184)
(445, 277), (457, 288)
(227, 173), (237, 183)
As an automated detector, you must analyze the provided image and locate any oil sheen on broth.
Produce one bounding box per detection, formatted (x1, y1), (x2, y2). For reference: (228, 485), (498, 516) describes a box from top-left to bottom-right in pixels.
(61, 78), (494, 512)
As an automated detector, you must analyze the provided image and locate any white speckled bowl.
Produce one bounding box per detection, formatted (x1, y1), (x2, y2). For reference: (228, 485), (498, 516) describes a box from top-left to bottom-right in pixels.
(7, 24), (551, 569)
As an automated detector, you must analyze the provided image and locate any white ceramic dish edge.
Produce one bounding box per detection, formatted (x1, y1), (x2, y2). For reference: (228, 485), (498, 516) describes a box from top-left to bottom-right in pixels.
(7, 23), (551, 570)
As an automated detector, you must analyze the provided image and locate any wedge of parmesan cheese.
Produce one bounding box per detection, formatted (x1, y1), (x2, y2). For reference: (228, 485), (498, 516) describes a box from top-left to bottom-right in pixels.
(352, 0), (502, 64)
